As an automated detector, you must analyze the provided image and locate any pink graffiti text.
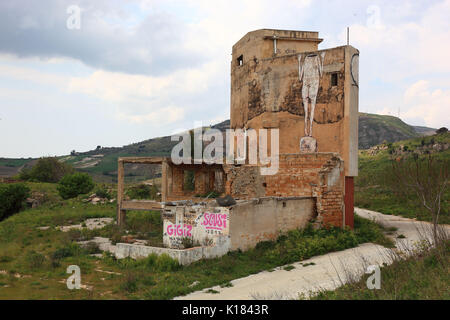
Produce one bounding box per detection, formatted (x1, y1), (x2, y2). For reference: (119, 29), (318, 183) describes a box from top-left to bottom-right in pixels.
(202, 213), (227, 230)
(166, 224), (193, 237)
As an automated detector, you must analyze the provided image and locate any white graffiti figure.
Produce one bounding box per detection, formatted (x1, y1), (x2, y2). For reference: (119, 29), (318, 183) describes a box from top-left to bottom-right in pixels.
(298, 52), (325, 137)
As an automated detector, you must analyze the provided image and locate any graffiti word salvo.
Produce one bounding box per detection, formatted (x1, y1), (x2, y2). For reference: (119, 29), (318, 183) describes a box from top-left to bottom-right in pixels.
(202, 213), (227, 231)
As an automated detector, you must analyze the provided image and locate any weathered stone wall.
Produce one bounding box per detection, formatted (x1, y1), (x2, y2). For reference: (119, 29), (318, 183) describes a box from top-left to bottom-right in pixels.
(162, 203), (230, 249)
(223, 153), (344, 227)
(231, 39), (359, 177)
(161, 196), (316, 253)
(228, 197), (315, 251)
(164, 163), (225, 201)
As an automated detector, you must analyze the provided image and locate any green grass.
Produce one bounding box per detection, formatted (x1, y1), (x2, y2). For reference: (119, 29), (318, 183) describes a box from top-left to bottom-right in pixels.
(313, 240), (450, 300)
(0, 158), (32, 168)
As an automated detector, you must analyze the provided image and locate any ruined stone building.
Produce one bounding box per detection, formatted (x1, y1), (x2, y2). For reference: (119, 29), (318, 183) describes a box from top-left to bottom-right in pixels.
(116, 29), (359, 263)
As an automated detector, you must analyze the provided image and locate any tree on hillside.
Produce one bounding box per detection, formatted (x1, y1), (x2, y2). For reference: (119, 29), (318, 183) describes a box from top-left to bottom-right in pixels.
(19, 157), (74, 183)
(391, 153), (448, 244)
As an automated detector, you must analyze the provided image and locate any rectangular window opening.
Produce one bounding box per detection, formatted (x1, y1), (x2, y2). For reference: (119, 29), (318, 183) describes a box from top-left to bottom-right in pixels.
(183, 170), (195, 191)
(237, 55), (243, 66)
(331, 73), (338, 87)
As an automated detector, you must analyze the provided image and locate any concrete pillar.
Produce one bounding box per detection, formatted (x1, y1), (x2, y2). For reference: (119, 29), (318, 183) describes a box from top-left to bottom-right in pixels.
(172, 166), (184, 196)
(194, 170), (207, 195)
(161, 160), (168, 202)
(344, 176), (354, 229)
(117, 159), (126, 226)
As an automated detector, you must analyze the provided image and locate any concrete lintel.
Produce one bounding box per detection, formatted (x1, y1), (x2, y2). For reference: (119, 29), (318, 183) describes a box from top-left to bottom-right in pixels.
(263, 36), (323, 43)
(118, 156), (170, 164)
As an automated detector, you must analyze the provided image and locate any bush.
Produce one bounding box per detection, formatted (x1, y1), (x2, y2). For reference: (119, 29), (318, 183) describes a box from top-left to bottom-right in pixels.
(126, 184), (159, 200)
(84, 241), (101, 254)
(155, 254), (180, 272)
(436, 127), (448, 134)
(19, 157), (74, 183)
(26, 251), (45, 269)
(94, 184), (111, 199)
(120, 272), (138, 293)
(144, 253), (158, 268)
(0, 183), (30, 221)
(57, 173), (94, 199)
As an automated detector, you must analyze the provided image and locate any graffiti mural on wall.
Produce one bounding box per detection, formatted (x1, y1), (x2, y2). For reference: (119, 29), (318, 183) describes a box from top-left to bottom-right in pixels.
(163, 208), (230, 249)
(298, 52), (325, 137)
(166, 223), (193, 237)
(201, 213), (227, 230)
(298, 51), (325, 153)
(195, 211), (229, 237)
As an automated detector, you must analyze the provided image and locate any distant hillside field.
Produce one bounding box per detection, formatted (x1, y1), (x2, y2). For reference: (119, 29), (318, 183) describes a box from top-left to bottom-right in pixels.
(355, 131), (449, 224)
(0, 113), (440, 181)
(358, 113), (425, 149)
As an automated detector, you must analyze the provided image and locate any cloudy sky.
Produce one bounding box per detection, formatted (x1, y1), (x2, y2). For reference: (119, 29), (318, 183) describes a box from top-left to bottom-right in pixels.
(0, 0), (449, 158)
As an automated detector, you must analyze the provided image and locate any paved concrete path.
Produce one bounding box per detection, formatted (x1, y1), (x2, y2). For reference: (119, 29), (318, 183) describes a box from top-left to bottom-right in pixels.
(175, 208), (449, 300)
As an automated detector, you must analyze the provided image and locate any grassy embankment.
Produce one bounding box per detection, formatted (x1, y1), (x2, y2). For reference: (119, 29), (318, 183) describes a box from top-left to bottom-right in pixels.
(313, 238), (449, 300)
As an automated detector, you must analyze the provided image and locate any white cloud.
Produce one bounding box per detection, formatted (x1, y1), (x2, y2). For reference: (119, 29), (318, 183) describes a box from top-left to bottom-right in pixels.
(402, 80), (450, 128)
(116, 105), (185, 124)
(343, 0), (450, 79)
(67, 59), (222, 123)
(0, 64), (68, 87)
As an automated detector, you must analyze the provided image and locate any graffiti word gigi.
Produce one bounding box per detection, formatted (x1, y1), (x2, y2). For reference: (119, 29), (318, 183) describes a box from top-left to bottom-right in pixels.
(166, 224), (192, 237)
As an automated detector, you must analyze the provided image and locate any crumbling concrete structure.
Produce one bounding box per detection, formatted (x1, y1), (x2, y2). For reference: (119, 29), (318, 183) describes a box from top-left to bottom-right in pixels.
(117, 29), (359, 262)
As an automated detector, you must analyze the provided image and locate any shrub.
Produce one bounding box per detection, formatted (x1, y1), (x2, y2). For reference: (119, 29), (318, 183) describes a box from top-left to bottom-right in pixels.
(57, 172), (94, 199)
(155, 254), (180, 272)
(51, 247), (74, 260)
(120, 272), (138, 293)
(0, 183), (30, 221)
(94, 184), (111, 199)
(144, 253), (159, 268)
(436, 127), (448, 134)
(84, 241), (101, 254)
(126, 184), (159, 200)
(26, 251), (45, 269)
(66, 229), (82, 242)
(181, 237), (194, 249)
(19, 157), (74, 183)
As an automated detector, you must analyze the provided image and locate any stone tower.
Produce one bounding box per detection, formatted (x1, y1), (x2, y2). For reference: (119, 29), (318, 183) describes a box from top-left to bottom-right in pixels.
(230, 29), (359, 227)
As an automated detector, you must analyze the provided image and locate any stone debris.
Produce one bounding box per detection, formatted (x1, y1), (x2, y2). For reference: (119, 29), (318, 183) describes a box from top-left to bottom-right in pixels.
(13, 273), (31, 279)
(119, 235), (147, 245)
(133, 239), (148, 246)
(367, 144), (388, 156)
(57, 217), (114, 232)
(26, 191), (46, 208)
(78, 237), (118, 256)
(95, 269), (122, 276)
(216, 195), (236, 207)
(83, 193), (115, 205)
(120, 235), (136, 244)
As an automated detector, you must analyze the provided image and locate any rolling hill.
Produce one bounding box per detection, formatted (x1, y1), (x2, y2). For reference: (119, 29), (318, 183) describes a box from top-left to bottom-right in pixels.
(0, 113), (439, 181)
